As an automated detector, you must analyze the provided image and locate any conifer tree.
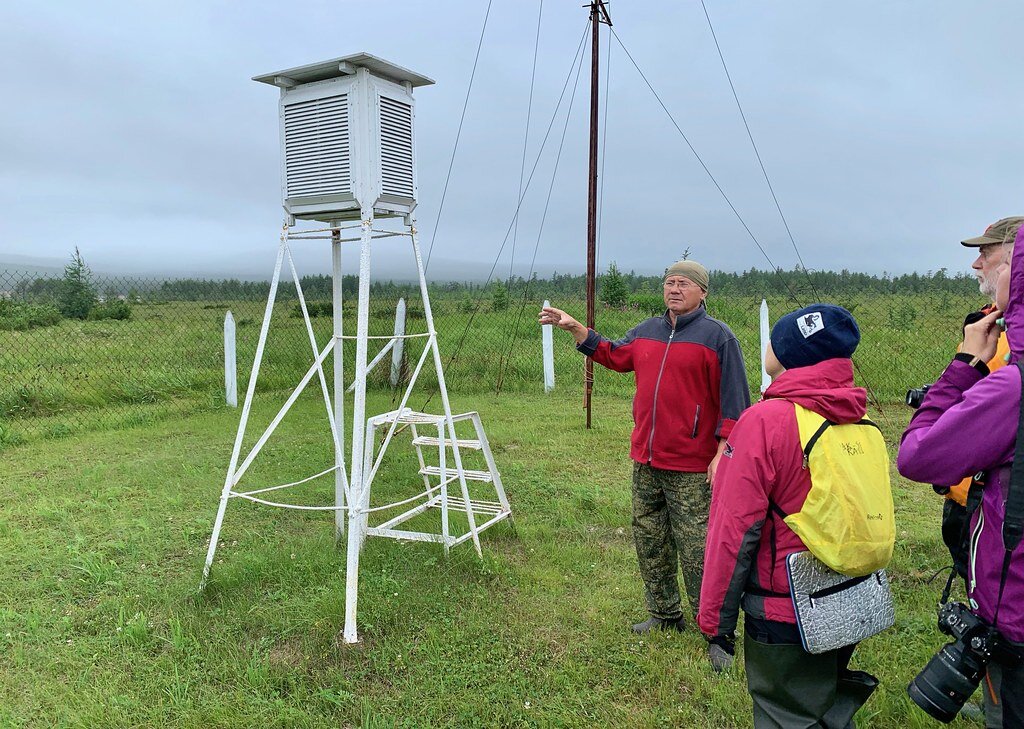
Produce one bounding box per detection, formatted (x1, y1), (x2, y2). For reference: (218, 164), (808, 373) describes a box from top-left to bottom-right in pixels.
(600, 262), (629, 308)
(491, 280), (509, 312)
(58, 247), (97, 320)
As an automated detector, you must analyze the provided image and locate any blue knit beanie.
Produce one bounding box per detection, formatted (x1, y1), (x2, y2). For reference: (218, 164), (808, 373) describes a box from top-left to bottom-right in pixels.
(770, 303), (860, 370)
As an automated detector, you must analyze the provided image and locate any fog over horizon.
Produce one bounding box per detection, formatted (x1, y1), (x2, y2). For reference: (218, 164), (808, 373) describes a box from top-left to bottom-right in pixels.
(2, 2), (1022, 284)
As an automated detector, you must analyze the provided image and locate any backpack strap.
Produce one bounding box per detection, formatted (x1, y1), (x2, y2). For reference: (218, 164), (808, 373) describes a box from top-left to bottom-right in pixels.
(799, 411), (882, 470)
(801, 420), (834, 469)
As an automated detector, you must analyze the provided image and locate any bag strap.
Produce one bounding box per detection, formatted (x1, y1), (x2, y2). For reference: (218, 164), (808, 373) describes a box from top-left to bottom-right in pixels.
(745, 584), (790, 599)
(1005, 361), (1024, 552)
(808, 572), (881, 601)
(992, 361), (1024, 625)
(941, 473), (986, 606)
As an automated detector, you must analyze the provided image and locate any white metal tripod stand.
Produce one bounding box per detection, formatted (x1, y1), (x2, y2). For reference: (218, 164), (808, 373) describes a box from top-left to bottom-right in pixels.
(201, 210), (511, 644)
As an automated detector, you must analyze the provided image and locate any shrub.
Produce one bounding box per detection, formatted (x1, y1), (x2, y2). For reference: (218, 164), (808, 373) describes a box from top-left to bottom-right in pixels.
(887, 301), (918, 331)
(0, 299), (62, 331)
(89, 300), (132, 321)
(627, 292), (664, 316)
(291, 301), (332, 318)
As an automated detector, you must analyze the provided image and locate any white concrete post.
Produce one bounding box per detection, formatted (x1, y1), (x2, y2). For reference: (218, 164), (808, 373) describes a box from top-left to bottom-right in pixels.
(760, 299), (771, 392)
(542, 299), (555, 393)
(390, 297), (406, 387)
(224, 311), (237, 407)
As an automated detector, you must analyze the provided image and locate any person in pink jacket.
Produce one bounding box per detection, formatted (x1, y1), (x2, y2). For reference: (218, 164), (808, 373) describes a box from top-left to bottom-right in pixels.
(699, 303), (879, 728)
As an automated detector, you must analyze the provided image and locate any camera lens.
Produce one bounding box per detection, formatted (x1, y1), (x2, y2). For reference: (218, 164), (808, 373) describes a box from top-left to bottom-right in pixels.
(907, 642), (985, 723)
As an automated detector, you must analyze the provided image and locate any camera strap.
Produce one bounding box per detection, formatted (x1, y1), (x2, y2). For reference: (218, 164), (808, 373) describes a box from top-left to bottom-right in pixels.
(991, 361), (1024, 626)
(940, 473), (986, 606)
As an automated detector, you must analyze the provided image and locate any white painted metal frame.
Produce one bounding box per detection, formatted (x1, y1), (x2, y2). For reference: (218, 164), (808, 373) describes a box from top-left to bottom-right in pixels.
(200, 214), (511, 647)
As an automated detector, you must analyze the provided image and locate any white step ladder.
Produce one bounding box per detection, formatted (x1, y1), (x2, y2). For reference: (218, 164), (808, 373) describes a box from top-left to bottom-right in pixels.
(362, 408), (511, 555)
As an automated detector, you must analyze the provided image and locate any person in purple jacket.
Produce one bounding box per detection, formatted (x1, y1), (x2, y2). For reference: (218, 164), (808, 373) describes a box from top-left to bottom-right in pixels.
(898, 224), (1024, 727)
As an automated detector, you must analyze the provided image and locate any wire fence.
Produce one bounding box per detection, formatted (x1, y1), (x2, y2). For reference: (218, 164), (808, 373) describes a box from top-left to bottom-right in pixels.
(0, 267), (985, 446)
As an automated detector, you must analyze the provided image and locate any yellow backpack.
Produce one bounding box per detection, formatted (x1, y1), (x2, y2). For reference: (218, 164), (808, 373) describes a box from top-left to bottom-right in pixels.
(775, 404), (895, 577)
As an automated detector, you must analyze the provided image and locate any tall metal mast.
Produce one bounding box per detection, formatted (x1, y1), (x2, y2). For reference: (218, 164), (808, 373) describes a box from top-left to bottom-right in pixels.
(585, 1), (611, 429)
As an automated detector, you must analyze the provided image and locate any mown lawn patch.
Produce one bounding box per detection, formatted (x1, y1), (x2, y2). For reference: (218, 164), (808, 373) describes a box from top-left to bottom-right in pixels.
(0, 392), (974, 727)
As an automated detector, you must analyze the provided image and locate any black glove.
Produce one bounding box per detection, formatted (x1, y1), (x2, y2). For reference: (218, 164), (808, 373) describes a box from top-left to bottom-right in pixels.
(709, 634), (735, 656)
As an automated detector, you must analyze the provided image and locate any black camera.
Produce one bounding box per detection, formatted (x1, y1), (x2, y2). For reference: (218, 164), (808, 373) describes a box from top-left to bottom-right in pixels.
(906, 383), (931, 409)
(907, 602), (1017, 723)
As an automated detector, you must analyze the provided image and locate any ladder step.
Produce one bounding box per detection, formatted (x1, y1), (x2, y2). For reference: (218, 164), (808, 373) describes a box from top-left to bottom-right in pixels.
(369, 408), (479, 427)
(412, 436), (482, 450)
(370, 409), (442, 426)
(441, 497), (505, 515)
(419, 465), (493, 482)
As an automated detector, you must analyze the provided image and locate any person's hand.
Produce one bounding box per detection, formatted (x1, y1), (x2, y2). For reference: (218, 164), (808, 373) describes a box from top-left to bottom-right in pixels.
(961, 309), (1003, 365)
(538, 306), (576, 329)
(539, 306), (588, 343)
(707, 452), (722, 485)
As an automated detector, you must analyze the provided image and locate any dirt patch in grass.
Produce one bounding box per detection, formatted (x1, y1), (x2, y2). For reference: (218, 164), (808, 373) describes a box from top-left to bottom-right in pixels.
(269, 637), (306, 669)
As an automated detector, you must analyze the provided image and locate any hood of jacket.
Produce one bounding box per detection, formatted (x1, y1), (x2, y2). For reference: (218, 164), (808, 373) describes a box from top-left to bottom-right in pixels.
(1006, 225), (1024, 361)
(762, 358), (866, 424)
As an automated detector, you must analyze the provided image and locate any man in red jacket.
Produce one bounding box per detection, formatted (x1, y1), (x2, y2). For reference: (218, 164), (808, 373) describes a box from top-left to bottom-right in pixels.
(540, 260), (750, 640)
(699, 303), (879, 727)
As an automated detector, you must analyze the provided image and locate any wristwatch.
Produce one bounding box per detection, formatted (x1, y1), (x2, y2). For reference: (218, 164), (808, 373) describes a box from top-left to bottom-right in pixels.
(954, 352), (989, 375)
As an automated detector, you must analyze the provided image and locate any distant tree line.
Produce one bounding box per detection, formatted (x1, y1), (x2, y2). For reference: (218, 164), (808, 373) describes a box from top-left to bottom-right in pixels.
(7, 259), (978, 309)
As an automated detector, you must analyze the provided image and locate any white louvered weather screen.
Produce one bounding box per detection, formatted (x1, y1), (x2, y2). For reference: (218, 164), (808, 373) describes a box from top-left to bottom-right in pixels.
(378, 96), (414, 198)
(283, 94), (350, 198)
(256, 54), (432, 221)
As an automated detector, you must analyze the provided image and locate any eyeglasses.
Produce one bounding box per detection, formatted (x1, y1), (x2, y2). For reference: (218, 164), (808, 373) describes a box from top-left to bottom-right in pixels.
(664, 279), (699, 290)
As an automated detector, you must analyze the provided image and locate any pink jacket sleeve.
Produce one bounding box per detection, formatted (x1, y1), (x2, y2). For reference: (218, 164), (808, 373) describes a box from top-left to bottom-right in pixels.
(698, 405), (777, 637)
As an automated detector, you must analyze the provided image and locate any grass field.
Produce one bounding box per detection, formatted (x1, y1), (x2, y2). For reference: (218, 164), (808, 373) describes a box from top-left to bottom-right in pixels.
(0, 388), (980, 728)
(1, 291), (979, 446)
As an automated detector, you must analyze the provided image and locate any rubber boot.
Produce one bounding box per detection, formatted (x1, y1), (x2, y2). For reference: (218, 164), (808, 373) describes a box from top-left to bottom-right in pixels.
(745, 631), (839, 728)
(820, 670), (878, 729)
(631, 615), (686, 634)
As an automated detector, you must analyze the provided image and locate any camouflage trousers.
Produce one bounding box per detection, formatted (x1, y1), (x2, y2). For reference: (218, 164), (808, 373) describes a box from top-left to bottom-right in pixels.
(631, 462), (711, 621)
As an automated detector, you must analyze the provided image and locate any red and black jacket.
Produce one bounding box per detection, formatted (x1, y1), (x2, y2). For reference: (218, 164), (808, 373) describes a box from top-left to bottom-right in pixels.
(578, 307), (750, 472)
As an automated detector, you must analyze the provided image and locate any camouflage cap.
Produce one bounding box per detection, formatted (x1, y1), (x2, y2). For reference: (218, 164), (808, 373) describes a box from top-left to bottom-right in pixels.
(961, 216), (1024, 247)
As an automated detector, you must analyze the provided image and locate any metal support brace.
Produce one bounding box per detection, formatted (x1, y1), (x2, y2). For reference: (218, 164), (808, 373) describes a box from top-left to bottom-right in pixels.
(201, 215), (511, 648)
(202, 239), (286, 586)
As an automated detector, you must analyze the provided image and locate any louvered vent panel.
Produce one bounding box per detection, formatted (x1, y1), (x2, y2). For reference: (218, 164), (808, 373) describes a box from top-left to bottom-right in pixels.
(378, 96), (414, 198)
(283, 95), (351, 198)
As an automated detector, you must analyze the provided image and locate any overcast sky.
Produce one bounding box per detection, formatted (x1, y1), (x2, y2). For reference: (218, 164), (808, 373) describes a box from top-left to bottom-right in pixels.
(1, 1), (1022, 280)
